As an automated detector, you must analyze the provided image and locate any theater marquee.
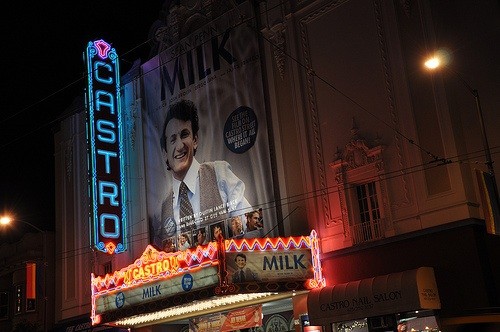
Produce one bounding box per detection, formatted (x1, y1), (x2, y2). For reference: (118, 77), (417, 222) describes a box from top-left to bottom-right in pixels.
(90, 231), (324, 326)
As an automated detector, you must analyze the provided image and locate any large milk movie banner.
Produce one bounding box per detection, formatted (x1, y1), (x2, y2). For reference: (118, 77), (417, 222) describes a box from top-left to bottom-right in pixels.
(142, 2), (274, 252)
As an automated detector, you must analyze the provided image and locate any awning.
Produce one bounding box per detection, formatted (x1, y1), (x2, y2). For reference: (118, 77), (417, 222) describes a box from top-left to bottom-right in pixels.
(307, 267), (441, 325)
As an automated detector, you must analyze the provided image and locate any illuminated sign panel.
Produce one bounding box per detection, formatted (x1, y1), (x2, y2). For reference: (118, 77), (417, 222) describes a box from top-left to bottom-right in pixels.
(90, 231), (324, 325)
(91, 243), (220, 319)
(223, 230), (324, 290)
(85, 39), (127, 254)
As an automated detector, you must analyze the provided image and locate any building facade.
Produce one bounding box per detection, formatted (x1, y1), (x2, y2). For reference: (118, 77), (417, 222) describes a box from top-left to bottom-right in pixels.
(0, 232), (55, 332)
(54, 0), (499, 331)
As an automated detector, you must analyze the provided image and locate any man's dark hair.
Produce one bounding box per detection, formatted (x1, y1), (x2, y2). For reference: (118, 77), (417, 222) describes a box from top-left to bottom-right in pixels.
(235, 253), (247, 262)
(161, 99), (200, 152)
(245, 210), (259, 219)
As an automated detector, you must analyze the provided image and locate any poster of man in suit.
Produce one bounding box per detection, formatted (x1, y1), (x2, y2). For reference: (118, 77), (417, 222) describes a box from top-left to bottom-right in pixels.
(141, 2), (275, 251)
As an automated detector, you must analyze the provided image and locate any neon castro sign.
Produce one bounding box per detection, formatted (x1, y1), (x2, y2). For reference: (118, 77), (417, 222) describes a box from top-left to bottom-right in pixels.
(85, 39), (127, 254)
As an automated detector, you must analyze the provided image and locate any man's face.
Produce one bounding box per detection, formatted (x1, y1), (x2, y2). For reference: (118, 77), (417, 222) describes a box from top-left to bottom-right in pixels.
(164, 118), (198, 181)
(235, 256), (246, 269)
(231, 217), (242, 233)
(247, 212), (260, 230)
(197, 230), (205, 243)
(213, 226), (222, 239)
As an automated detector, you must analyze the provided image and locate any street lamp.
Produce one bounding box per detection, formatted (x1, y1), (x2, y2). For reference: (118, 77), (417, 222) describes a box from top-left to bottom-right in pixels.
(424, 52), (500, 233)
(0, 215), (44, 233)
(0, 214), (47, 331)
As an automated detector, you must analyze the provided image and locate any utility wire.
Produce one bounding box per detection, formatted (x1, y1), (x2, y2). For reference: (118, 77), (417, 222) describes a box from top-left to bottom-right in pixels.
(56, 146), (500, 261)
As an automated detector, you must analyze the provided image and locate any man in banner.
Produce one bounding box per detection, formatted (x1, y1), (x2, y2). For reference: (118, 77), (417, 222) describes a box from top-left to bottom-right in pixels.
(152, 99), (252, 250)
(232, 253), (260, 283)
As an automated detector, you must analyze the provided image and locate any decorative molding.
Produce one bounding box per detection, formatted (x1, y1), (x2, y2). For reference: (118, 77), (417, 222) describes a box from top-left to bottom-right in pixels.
(330, 119), (385, 173)
(64, 138), (73, 180)
(268, 22), (287, 80)
(150, 0), (233, 55)
(373, 0), (410, 208)
(399, 0), (411, 17)
(299, 1), (349, 226)
(329, 117), (387, 239)
(331, 119), (384, 171)
(125, 101), (140, 151)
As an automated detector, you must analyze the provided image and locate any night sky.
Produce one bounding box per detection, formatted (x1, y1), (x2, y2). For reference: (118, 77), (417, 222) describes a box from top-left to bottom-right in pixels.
(0, 1), (164, 241)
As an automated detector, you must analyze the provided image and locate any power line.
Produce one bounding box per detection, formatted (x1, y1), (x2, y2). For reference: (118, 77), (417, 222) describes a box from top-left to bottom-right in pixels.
(55, 146), (500, 261)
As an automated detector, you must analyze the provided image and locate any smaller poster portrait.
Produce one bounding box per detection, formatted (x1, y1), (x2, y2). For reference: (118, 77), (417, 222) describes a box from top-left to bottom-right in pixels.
(160, 236), (177, 253)
(193, 227), (209, 246)
(155, 210), (266, 253)
(178, 232), (192, 251)
(225, 209), (266, 240)
(243, 209), (265, 239)
(230, 253), (260, 283)
(210, 222), (226, 241)
(228, 215), (245, 239)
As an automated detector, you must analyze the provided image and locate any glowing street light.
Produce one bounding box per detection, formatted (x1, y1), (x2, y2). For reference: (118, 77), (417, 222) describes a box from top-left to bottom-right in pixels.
(424, 57), (440, 70)
(423, 52), (496, 178)
(423, 51), (499, 233)
(0, 214), (44, 233)
(0, 215), (12, 225)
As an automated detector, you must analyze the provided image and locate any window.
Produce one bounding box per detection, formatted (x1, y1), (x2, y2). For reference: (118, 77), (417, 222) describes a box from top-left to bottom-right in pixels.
(26, 298), (36, 312)
(15, 285), (22, 315)
(357, 182), (380, 223)
(103, 261), (112, 275)
(352, 182), (383, 243)
(329, 127), (391, 247)
(0, 292), (8, 320)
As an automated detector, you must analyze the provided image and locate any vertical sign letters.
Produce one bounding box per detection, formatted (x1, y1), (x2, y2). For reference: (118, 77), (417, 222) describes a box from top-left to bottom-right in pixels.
(85, 39), (127, 254)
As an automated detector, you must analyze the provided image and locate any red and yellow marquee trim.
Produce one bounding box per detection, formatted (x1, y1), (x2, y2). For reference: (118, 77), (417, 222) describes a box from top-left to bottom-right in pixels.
(91, 231), (324, 325)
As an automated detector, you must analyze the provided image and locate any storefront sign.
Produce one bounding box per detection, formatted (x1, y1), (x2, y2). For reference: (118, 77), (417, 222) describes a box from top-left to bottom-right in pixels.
(307, 267), (441, 325)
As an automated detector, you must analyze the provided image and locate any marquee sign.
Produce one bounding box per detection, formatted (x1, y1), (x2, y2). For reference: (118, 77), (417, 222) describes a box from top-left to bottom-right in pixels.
(90, 231), (324, 325)
(223, 231), (323, 290)
(85, 39), (127, 254)
(91, 243), (221, 323)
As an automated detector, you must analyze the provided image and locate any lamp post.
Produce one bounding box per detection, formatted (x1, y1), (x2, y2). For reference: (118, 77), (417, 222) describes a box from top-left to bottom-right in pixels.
(0, 215), (48, 332)
(424, 54), (500, 231)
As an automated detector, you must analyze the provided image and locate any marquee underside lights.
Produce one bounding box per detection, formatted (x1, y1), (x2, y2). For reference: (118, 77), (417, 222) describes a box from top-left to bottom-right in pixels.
(85, 39), (127, 254)
(114, 292), (280, 327)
